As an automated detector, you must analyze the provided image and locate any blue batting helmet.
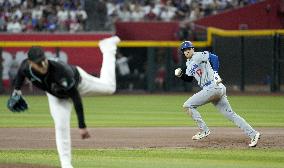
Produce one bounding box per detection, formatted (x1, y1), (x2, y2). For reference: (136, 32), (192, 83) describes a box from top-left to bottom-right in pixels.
(180, 41), (194, 51)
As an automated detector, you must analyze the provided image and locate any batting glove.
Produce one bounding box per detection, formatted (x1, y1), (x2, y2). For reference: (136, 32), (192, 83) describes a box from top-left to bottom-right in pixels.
(175, 68), (183, 77)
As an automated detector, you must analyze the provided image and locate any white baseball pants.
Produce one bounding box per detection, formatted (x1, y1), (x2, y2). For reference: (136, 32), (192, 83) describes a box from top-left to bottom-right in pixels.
(46, 36), (118, 168)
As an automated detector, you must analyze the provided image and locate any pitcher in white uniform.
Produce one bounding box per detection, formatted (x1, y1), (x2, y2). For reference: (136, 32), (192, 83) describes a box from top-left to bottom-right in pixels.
(174, 41), (261, 147)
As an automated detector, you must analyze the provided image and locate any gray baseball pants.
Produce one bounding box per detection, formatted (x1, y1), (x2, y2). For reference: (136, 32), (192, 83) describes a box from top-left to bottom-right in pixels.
(183, 83), (257, 139)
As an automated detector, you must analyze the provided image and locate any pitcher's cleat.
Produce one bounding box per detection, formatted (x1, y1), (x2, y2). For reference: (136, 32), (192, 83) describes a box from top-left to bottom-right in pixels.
(99, 36), (121, 53)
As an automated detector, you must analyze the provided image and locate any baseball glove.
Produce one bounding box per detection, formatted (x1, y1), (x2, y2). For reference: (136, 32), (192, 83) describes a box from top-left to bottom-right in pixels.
(7, 91), (28, 112)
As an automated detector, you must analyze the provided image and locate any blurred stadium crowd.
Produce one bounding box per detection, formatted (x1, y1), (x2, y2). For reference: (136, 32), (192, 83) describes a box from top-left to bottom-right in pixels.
(0, 0), (86, 33)
(0, 0), (262, 32)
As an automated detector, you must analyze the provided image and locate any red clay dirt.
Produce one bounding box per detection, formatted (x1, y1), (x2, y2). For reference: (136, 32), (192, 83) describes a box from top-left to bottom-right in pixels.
(0, 127), (283, 167)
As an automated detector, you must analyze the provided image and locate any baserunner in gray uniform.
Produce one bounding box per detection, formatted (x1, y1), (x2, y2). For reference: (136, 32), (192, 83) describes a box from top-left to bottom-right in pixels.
(175, 41), (260, 147)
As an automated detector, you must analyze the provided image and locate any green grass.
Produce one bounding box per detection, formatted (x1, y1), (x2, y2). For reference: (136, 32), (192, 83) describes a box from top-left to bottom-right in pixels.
(1, 149), (284, 168)
(0, 95), (283, 127)
(0, 94), (284, 168)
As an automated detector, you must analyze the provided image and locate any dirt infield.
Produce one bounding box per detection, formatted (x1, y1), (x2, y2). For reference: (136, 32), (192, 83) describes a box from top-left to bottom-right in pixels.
(0, 127), (284, 149)
(1, 127), (283, 168)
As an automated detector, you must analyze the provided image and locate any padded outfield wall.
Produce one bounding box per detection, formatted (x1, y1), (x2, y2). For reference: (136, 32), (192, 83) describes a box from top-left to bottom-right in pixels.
(0, 33), (111, 91)
(0, 30), (283, 93)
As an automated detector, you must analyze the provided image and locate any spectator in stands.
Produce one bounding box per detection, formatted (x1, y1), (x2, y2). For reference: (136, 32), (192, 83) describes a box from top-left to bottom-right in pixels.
(76, 5), (87, 29)
(0, 18), (5, 31)
(0, 0), (264, 32)
(106, 0), (117, 17)
(34, 17), (45, 31)
(217, 0), (230, 11)
(21, 10), (33, 32)
(22, 0), (34, 9)
(57, 5), (69, 31)
(143, 2), (159, 21)
(117, 3), (131, 21)
(11, 6), (22, 20)
(1, 0), (12, 9)
(0, 8), (6, 31)
(106, 0), (118, 30)
(130, 3), (144, 21)
(187, 1), (203, 21)
(200, 0), (215, 16)
(69, 15), (83, 33)
(46, 6), (58, 32)
(94, 0), (107, 30)
(174, 0), (190, 20)
(159, 1), (176, 21)
(31, 5), (43, 22)
(6, 16), (22, 33)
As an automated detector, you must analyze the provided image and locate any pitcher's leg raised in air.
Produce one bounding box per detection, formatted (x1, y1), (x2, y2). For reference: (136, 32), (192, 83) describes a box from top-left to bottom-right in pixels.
(77, 36), (121, 95)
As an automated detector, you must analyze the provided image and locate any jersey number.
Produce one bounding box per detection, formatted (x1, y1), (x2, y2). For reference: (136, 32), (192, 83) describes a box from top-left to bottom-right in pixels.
(196, 69), (202, 77)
